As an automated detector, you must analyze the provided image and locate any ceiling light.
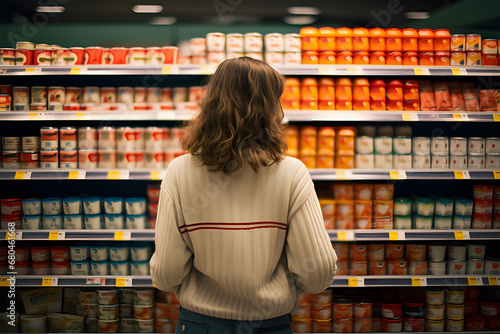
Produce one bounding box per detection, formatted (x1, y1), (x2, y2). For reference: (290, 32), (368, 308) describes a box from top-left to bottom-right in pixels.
(284, 16), (317, 25)
(151, 17), (177, 25)
(133, 5), (163, 13)
(287, 7), (321, 15)
(36, 6), (65, 13)
(405, 12), (430, 19)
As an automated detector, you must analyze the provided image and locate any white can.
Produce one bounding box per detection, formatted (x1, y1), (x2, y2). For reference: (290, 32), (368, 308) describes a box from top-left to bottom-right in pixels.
(355, 136), (374, 154)
(206, 33), (225, 52)
(146, 88), (160, 104)
(117, 151), (136, 169)
(393, 137), (412, 155)
(83, 87), (100, 104)
(434, 215), (452, 229)
(117, 87), (134, 104)
(413, 137), (430, 155)
(284, 52), (302, 65)
(455, 199), (473, 216)
(207, 52), (226, 64)
(265, 33), (284, 52)
(468, 154), (485, 169)
(100, 87), (117, 104)
(42, 215), (63, 229)
(374, 154), (393, 169)
(64, 214), (83, 229)
(428, 245), (446, 261)
(190, 38), (206, 56)
(284, 33), (302, 52)
(134, 87), (146, 103)
(265, 52), (284, 65)
(226, 52), (243, 59)
(427, 304), (445, 319)
(134, 128), (145, 150)
(116, 127), (136, 151)
(486, 137), (500, 154)
(450, 137), (468, 155)
(226, 33), (244, 53)
(145, 151), (164, 169)
(485, 259), (500, 274)
(431, 137), (449, 155)
(65, 87), (82, 104)
(13, 86), (29, 111)
(467, 259), (484, 274)
(104, 214), (124, 229)
(144, 127), (164, 150)
(79, 149), (98, 169)
(486, 154), (500, 168)
(413, 154), (430, 169)
(432, 154), (449, 169)
(447, 260), (466, 274)
(393, 154), (412, 169)
(468, 137), (485, 154)
(246, 52), (263, 61)
(98, 127), (116, 149)
(374, 136), (393, 154)
(98, 149), (117, 169)
(453, 215), (471, 229)
(355, 153), (374, 168)
(449, 245), (467, 261)
(467, 244), (486, 259)
(244, 32), (263, 52)
(450, 155), (467, 169)
(428, 261), (447, 275)
(127, 47), (146, 65)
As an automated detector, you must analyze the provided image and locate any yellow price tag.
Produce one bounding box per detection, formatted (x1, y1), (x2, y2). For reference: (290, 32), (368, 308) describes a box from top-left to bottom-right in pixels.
(454, 231), (464, 240)
(489, 277), (498, 285)
(115, 231), (125, 241)
(161, 66), (171, 74)
(201, 65), (213, 74)
(68, 171), (79, 179)
(402, 113), (412, 121)
(389, 231), (399, 240)
(70, 68), (80, 75)
(28, 112), (38, 117)
(451, 68), (462, 75)
(494, 171), (500, 179)
(25, 68), (35, 72)
(336, 170), (346, 179)
(454, 171), (464, 179)
(414, 68), (424, 75)
(116, 277), (126, 287)
(0, 277), (10, 287)
(493, 114), (500, 122)
(75, 113), (84, 116)
(412, 277), (422, 286)
(48, 231), (60, 240)
(347, 67), (357, 72)
(150, 171), (161, 180)
(337, 232), (347, 241)
(14, 171), (25, 180)
(348, 278), (358, 287)
(389, 171), (400, 180)
(468, 277), (479, 286)
(108, 171), (121, 179)
(5, 231), (15, 240)
(42, 277), (52, 286)
(453, 114), (462, 120)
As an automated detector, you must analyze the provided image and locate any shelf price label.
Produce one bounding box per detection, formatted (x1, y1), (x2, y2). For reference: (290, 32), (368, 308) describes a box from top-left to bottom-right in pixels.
(494, 171), (500, 179)
(468, 277), (483, 286)
(389, 231), (405, 240)
(454, 231), (470, 240)
(68, 171), (86, 179)
(25, 68), (35, 72)
(5, 231), (21, 240)
(488, 277), (500, 285)
(348, 277), (364, 287)
(14, 171), (31, 180)
(454, 171), (470, 179)
(452, 113), (469, 121)
(161, 66), (171, 74)
(0, 277), (12, 287)
(70, 68), (80, 75)
(337, 231), (355, 241)
(48, 231), (65, 240)
(389, 170), (407, 180)
(413, 68), (430, 75)
(114, 231), (131, 241)
(28, 113), (38, 119)
(42, 277), (58, 286)
(107, 171), (129, 180)
(200, 65), (214, 75)
(402, 113), (419, 122)
(493, 114), (500, 122)
(86, 278), (105, 285)
(150, 171), (162, 180)
(115, 277), (132, 287)
(451, 68), (467, 76)
(412, 277), (427, 286)
(318, 66), (335, 75)
(335, 170), (352, 180)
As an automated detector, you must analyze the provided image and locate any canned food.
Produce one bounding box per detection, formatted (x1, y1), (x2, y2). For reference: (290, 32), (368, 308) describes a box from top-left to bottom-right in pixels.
(40, 126), (59, 149)
(431, 137), (449, 154)
(117, 151), (136, 169)
(83, 87), (100, 104)
(450, 155), (467, 169)
(244, 32), (263, 52)
(482, 39), (498, 54)
(284, 52), (301, 65)
(450, 52), (465, 66)
(2, 137), (20, 151)
(450, 137), (468, 155)
(0, 48), (16, 65)
(468, 154), (485, 169)
(13, 86), (29, 111)
(79, 149), (98, 169)
(31, 86), (47, 104)
(65, 87), (82, 104)
(226, 33), (244, 53)
(451, 34), (465, 51)
(284, 33), (301, 52)
(486, 154), (500, 168)
(265, 33), (284, 52)
(413, 137), (431, 155)
(40, 149), (58, 168)
(466, 34), (481, 51)
(20, 151), (39, 168)
(2, 151), (20, 168)
(466, 52), (481, 65)
(98, 150), (116, 169)
(206, 33), (225, 52)
(59, 127), (77, 150)
(98, 127), (116, 149)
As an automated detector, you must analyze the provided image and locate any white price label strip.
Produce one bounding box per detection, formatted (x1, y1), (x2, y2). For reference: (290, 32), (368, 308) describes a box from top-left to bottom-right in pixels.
(454, 171), (470, 179)
(468, 277), (483, 286)
(348, 277), (365, 287)
(412, 277), (427, 286)
(116, 277), (133, 287)
(86, 278), (105, 285)
(337, 231), (355, 241)
(114, 231), (131, 241)
(451, 68), (467, 75)
(390, 170), (407, 180)
(107, 171), (129, 180)
(42, 277), (58, 286)
(389, 231), (406, 240)
(14, 171), (32, 180)
(68, 171), (86, 179)
(454, 231), (470, 240)
(335, 170), (353, 179)
(453, 113), (469, 121)
(488, 277), (500, 285)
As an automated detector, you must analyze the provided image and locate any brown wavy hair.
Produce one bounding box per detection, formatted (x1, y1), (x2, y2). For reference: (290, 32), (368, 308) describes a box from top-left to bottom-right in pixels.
(181, 57), (287, 174)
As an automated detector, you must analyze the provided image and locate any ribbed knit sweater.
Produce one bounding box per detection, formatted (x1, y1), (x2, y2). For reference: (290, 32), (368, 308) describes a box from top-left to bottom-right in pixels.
(150, 154), (337, 321)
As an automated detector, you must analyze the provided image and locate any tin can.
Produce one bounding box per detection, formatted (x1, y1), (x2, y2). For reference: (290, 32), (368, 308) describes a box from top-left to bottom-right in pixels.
(2, 151), (20, 168)
(206, 33), (225, 52)
(0, 48), (16, 65)
(432, 155), (449, 169)
(65, 87), (82, 104)
(245, 33), (263, 52)
(265, 52), (284, 65)
(134, 128), (145, 150)
(466, 34), (481, 51)
(284, 52), (302, 65)
(245, 52), (263, 61)
(40, 149), (58, 168)
(98, 127), (116, 149)
(108, 47), (128, 64)
(16, 49), (34, 65)
(78, 149), (98, 169)
(435, 51), (450, 66)
(20, 151), (39, 168)
(466, 52), (481, 65)
(2, 137), (20, 151)
(207, 52), (225, 64)
(144, 127), (164, 151)
(117, 151), (136, 169)
(48, 102), (63, 111)
(482, 39), (498, 55)
(135, 151), (145, 168)
(468, 154), (485, 169)
(31, 86), (47, 104)
(482, 54), (498, 66)
(100, 87), (117, 104)
(33, 49), (53, 65)
(486, 137), (500, 154)
(60, 127), (77, 150)
(402, 51), (418, 66)
(98, 149), (116, 168)
(0, 94), (11, 111)
(127, 47), (146, 65)
(145, 151), (164, 169)
(12, 86), (29, 111)
(190, 38), (207, 56)
(265, 33), (284, 52)
(284, 33), (301, 52)
(451, 34), (465, 51)
(84, 46), (104, 65)
(22, 137), (40, 151)
(48, 86), (65, 104)
(191, 55), (207, 64)
(40, 127), (59, 149)
(59, 149), (78, 168)
(226, 33), (244, 53)
(450, 155), (467, 169)
(117, 87), (134, 104)
(159, 46), (178, 64)
(67, 47), (85, 65)
(83, 87), (100, 104)
(468, 137), (485, 155)
(450, 52), (465, 66)
(226, 52), (244, 59)
(51, 48), (67, 65)
(116, 127), (136, 151)
(431, 137), (449, 155)
(78, 127), (97, 149)
(486, 154), (500, 168)
(450, 137), (468, 155)
(145, 47), (161, 64)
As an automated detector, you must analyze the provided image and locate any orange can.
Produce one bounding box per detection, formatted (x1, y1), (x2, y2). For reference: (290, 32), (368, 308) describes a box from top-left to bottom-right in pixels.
(355, 200), (372, 217)
(405, 244), (426, 260)
(386, 28), (403, 51)
(369, 261), (387, 275)
(336, 127), (355, 155)
(335, 78), (353, 110)
(403, 51), (419, 65)
(318, 126), (335, 155)
(336, 200), (354, 217)
(299, 155), (316, 169)
(281, 77), (300, 110)
(322, 215), (335, 229)
(319, 78), (335, 109)
(387, 260), (408, 275)
(367, 244), (385, 261)
(349, 244), (367, 261)
(354, 302), (373, 318)
(373, 184), (394, 199)
(353, 28), (369, 51)
(292, 319), (312, 333)
(299, 125), (317, 155)
(386, 51), (403, 65)
(450, 51), (466, 66)
(336, 51), (353, 64)
(353, 78), (370, 110)
(355, 184), (373, 200)
(353, 51), (369, 64)
(312, 303), (332, 320)
(284, 125), (299, 157)
(419, 52), (435, 66)
(351, 261), (368, 275)
(311, 290), (333, 305)
(319, 51), (336, 64)
(317, 156), (334, 169)
(298, 293), (311, 304)
(370, 79), (386, 110)
(336, 27), (353, 51)
(403, 80), (420, 111)
(333, 300), (353, 318)
(319, 198), (334, 216)
(418, 29), (434, 51)
(336, 155), (354, 169)
(369, 28), (386, 51)
(386, 80), (404, 110)
(336, 216), (354, 229)
(434, 29), (451, 51)
(482, 54), (498, 66)
(409, 260), (428, 275)
(402, 29), (418, 51)
(300, 77), (318, 109)
(333, 318), (353, 333)
(370, 51), (385, 65)
(312, 319), (332, 333)
(385, 244), (405, 261)
(466, 34), (481, 51)
(451, 34), (466, 51)
(318, 27), (336, 51)
(300, 27), (319, 51)
(333, 244), (349, 262)
(291, 303), (312, 319)
(336, 261), (349, 275)
(373, 200), (393, 217)
(354, 317), (372, 333)
(435, 51), (450, 66)
(302, 51), (319, 64)
(355, 217), (372, 229)
(467, 51), (482, 66)
(482, 39), (497, 54)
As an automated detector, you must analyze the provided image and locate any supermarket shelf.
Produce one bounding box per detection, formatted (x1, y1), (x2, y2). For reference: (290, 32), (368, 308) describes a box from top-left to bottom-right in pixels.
(1, 229), (154, 241)
(1, 64), (500, 76)
(1, 169), (498, 181)
(4, 275), (498, 287)
(328, 229), (500, 241)
(0, 110), (196, 121)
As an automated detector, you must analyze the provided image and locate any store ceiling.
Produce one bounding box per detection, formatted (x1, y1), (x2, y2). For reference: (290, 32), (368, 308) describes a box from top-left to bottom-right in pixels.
(1, 0), (499, 32)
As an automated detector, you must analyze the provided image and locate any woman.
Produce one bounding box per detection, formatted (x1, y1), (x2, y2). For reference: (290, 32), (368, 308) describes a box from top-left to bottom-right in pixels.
(150, 57), (337, 334)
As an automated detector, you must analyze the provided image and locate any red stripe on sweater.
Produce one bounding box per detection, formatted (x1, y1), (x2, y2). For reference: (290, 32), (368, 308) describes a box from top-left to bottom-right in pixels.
(178, 221), (287, 230)
(180, 225), (287, 234)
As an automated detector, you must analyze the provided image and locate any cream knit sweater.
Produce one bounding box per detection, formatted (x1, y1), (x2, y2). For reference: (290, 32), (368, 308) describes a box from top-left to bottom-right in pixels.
(150, 154), (337, 321)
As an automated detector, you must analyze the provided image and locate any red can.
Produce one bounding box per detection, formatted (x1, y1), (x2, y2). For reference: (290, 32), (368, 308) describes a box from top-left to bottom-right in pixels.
(68, 47), (85, 65)
(15, 49), (34, 65)
(84, 46), (103, 65)
(34, 50), (53, 65)
(59, 149), (78, 168)
(160, 47), (179, 64)
(482, 54), (498, 66)
(20, 151), (39, 168)
(109, 47), (128, 64)
(0, 48), (16, 65)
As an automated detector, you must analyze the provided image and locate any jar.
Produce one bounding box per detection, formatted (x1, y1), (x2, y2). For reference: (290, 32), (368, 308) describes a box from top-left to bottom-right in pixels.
(353, 27), (369, 51)
(302, 51), (318, 64)
(370, 51), (385, 65)
(300, 77), (318, 110)
(319, 51), (336, 64)
(319, 78), (335, 110)
(299, 27), (319, 51)
(386, 51), (403, 65)
(281, 78), (300, 110)
(403, 80), (420, 111)
(335, 78), (353, 110)
(353, 78), (370, 110)
(353, 51), (369, 64)
(403, 51), (419, 65)
(434, 29), (451, 51)
(318, 27), (336, 51)
(418, 29), (435, 51)
(369, 28), (386, 51)
(419, 52), (435, 66)
(402, 28), (419, 51)
(386, 80), (404, 111)
(337, 51), (353, 64)
(435, 51), (450, 66)
(386, 28), (403, 51)
(370, 79), (386, 110)
(336, 27), (353, 51)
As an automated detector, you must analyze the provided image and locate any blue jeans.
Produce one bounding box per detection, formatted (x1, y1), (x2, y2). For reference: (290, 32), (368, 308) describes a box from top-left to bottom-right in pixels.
(176, 307), (293, 334)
